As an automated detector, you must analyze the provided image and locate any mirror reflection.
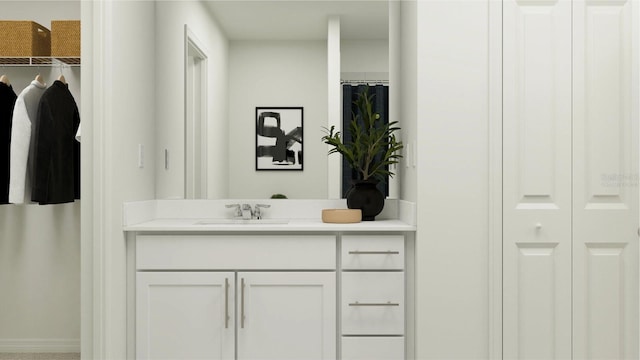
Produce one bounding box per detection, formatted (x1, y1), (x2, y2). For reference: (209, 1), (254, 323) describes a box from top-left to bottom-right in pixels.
(160, 0), (391, 200)
(185, 26), (208, 199)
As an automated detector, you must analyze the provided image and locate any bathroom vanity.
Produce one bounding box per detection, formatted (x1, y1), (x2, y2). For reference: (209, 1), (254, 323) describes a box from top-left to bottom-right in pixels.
(123, 199), (416, 360)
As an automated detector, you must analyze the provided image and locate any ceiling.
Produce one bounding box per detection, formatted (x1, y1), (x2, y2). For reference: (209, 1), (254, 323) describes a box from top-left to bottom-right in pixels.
(203, 0), (390, 41)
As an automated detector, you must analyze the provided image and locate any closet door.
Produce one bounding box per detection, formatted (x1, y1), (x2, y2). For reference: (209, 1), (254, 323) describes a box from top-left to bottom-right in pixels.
(573, 0), (639, 358)
(502, 0), (572, 358)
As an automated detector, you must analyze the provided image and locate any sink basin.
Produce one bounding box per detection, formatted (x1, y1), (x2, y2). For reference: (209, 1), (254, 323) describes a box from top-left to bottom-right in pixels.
(194, 219), (290, 225)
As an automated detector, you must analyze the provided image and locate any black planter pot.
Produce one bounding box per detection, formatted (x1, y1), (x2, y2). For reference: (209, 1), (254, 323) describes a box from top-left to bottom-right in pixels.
(346, 181), (385, 221)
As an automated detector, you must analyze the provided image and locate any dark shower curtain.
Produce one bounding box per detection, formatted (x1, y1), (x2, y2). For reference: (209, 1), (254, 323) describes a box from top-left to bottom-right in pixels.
(341, 84), (389, 198)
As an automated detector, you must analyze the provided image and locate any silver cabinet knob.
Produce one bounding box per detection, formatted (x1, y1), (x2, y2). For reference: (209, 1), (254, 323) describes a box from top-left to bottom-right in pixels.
(535, 223), (542, 230)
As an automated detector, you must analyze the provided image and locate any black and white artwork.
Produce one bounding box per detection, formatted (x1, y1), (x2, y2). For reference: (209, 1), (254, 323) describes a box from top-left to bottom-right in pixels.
(256, 107), (303, 171)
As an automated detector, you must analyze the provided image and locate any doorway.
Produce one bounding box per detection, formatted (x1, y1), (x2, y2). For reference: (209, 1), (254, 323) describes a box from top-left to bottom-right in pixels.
(184, 26), (208, 199)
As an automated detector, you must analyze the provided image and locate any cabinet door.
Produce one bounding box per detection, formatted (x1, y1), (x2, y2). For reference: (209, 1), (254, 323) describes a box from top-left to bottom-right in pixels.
(573, 0), (639, 358)
(503, 0), (573, 358)
(136, 272), (235, 360)
(237, 272), (336, 360)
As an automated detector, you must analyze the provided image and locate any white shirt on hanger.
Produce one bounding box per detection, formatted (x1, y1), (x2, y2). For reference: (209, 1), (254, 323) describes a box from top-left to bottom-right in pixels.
(8, 79), (47, 204)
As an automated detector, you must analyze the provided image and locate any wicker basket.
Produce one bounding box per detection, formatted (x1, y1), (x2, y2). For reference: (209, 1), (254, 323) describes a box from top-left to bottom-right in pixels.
(0, 21), (51, 56)
(51, 20), (80, 57)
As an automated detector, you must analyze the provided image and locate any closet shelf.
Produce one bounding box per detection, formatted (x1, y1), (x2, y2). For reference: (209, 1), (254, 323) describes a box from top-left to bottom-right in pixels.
(0, 56), (80, 66)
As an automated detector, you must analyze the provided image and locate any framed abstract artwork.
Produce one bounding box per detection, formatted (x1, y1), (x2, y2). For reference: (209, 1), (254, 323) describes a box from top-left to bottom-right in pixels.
(255, 107), (303, 171)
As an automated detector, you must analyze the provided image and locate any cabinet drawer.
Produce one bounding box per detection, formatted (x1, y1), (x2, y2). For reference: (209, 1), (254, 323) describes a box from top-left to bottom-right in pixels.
(342, 272), (404, 335)
(342, 336), (404, 360)
(341, 235), (404, 270)
(136, 235), (336, 270)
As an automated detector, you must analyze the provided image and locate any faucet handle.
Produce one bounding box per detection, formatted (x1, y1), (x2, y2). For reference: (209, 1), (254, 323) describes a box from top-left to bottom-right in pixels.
(254, 204), (271, 219)
(225, 204), (242, 217)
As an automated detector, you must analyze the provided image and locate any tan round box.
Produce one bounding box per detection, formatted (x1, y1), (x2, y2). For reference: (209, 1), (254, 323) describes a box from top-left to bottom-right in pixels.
(321, 209), (362, 223)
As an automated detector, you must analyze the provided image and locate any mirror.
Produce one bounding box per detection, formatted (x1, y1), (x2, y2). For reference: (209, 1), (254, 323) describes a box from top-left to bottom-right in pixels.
(157, 1), (391, 200)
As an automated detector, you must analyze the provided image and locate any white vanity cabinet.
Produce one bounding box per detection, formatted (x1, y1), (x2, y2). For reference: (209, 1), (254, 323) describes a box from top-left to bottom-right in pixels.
(136, 271), (235, 360)
(340, 235), (406, 360)
(134, 235), (337, 360)
(236, 272), (335, 360)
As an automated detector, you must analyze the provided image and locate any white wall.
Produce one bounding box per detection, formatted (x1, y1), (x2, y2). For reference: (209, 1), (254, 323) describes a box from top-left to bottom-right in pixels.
(93, 1), (158, 358)
(398, 1), (417, 203)
(341, 39), (389, 79)
(414, 1), (491, 359)
(0, 1), (81, 352)
(154, 1), (229, 200)
(228, 40), (328, 199)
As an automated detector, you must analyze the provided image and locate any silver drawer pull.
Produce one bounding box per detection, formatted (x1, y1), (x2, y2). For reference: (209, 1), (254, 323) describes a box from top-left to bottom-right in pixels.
(241, 278), (246, 329)
(224, 278), (230, 329)
(349, 301), (400, 307)
(348, 250), (400, 255)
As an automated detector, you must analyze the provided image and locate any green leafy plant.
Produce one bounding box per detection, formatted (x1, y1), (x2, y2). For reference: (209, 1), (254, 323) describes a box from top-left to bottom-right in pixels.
(322, 87), (403, 182)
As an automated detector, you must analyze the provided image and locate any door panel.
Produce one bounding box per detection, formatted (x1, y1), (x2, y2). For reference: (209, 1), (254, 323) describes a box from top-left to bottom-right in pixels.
(512, 243), (564, 359)
(503, 0), (572, 358)
(136, 272), (235, 360)
(573, 1), (638, 358)
(236, 272), (336, 360)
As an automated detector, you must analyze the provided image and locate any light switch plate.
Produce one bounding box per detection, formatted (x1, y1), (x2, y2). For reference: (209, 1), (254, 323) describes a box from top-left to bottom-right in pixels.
(138, 144), (144, 168)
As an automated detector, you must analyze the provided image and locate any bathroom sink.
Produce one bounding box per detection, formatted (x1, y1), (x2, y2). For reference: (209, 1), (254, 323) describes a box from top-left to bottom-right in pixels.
(194, 219), (290, 225)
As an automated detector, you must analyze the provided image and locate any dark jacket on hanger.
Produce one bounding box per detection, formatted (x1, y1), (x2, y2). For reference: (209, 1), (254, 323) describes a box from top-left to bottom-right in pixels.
(31, 80), (80, 205)
(0, 82), (17, 204)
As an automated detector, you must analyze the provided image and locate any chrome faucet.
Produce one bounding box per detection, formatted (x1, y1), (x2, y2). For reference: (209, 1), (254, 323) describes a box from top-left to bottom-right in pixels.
(241, 204), (253, 220)
(228, 203), (271, 220)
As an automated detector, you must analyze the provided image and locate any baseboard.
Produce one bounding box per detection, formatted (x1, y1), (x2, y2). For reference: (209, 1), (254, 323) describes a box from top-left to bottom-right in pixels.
(0, 339), (80, 353)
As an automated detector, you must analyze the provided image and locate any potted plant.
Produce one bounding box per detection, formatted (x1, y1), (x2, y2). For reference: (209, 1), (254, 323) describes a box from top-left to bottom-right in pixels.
(322, 87), (403, 220)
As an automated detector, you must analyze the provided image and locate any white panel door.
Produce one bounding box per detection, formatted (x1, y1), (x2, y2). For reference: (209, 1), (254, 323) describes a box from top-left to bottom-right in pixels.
(503, 0), (573, 358)
(573, 0), (639, 358)
(236, 272), (336, 360)
(136, 272), (235, 360)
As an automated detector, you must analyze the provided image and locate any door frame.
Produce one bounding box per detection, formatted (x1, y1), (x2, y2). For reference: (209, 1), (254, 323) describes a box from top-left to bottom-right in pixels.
(184, 25), (208, 199)
(488, 0), (503, 358)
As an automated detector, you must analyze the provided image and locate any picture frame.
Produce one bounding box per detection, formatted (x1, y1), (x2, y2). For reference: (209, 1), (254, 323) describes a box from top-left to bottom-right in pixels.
(255, 107), (303, 171)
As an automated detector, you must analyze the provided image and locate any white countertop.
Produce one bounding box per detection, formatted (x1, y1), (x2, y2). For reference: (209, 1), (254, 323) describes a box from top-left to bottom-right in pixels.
(124, 218), (415, 232)
(122, 199), (417, 233)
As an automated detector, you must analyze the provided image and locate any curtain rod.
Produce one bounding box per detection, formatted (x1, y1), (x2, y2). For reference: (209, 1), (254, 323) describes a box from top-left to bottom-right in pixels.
(340, 80), (389, 85)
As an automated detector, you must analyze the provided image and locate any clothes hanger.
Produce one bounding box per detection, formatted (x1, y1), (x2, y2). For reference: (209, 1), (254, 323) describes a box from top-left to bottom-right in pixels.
(33, 65), (44, 85)
(57, 65), (66, 84)
(0, 74), (10, 85)
(34, 73), (44, 85)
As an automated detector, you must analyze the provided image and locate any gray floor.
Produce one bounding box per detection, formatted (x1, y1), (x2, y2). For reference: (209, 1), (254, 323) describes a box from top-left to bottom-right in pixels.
(0, 354), (79, 360)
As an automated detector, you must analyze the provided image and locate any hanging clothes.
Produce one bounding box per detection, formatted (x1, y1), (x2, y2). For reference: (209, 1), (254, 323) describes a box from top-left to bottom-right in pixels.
(0, 81), (17, 204)
(30, 80), (80, 205)
(8, 80), (47, 204)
